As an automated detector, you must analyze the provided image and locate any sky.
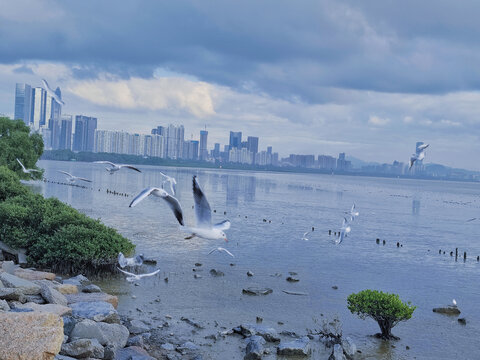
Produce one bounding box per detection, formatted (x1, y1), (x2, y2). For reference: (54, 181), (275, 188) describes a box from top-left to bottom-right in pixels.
(0, 0), (479, 170)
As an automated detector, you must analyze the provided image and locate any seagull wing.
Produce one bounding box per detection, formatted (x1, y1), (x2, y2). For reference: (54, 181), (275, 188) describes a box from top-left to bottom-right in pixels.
(130, 187), (184, 226)
(418, 143), (429, 151)
(192, 176), (212, 227)
(117, 267), (136, 276)
(417, 151), (425, 161)
(338, 230), (345, 244)
(129, 187), (160, 207)
(94, 161), (116, 167)
(76, 177), (92, 183)
(118, 253), (127, 268)
(207, 248), (218, 255)
(169, 180), (176, 196)
(121, 165), (141, 173)
(58, 170), (73, 178)
(138, 269), (161, 278)
(213, 220), (231, 230)
(16, 158), (27, 171)
(219, 248), (234, 257)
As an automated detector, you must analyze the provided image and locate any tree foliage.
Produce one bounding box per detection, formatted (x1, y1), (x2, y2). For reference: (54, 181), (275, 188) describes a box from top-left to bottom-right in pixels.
(347, 289), (416, 339)
(0, 116), (44, 179)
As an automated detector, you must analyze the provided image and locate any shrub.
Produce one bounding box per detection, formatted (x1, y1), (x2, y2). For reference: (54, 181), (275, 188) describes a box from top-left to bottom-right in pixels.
(347, 289), (416, 339)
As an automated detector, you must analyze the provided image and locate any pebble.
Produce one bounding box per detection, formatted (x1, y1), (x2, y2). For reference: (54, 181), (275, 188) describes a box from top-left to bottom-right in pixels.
(247, 271), (254, 277)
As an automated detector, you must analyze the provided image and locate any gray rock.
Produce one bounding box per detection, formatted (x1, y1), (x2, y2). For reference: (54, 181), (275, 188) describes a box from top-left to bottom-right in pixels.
(286, 276), (299, 282)
(277, 337), (311, 356)
(62, 316), (77, 336)
(114, 346), (155, 360)
(24, 294), (47, 304)
(60, 338), (104, 359)
(63, 274), (90, 287)
(181, 316), (204, 329)
(2, 260), (17, 274)
(178, 341), (199, 351)
(0, 272), (41, 295)
(70, 319), (129, 351)
(127, 335), (144, 348)
(433, 306), (461, 315)
(209, 269), (224, 277)
(236, 324), (280, 342)
(242, 288), (273, 296)
(82, 284), (102, 293)
(161, 343), (175, 351)
(128, 319), (150, 334)
(341, 336), (356, 358)
(0, 299), (10, 311)
(245, 335), (265, 360)
(458, 318), (467, 325)
(70, 301), (120, 323)
(0, 288), (27, 302)
(39, 281), (68, 306)
(247, 271), (254, 277)
(55, 355), (77, 360)
(330, 344), (346, 360)
(9, 306), (34, 312)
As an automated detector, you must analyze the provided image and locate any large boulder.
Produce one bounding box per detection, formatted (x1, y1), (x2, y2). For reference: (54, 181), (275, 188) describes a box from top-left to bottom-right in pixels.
(0, 287), (27, 302)
(13, 302), (72, 316)
(244, 335), (265, 360)
(70, 301), (120, 323)
(0, 272), (41, 295)
(70, 319), (129, 351)
(54, 284), (78, 295)
(14, 268), (56, 281)
(0, 299), (10, 311)
(277, 337), (311, 357)
(62, 275), (90, 287)
(66, 292), (118, 308)
(114, 346), (155, 360)
(0, 311), (64, 360)
(235, 324), (280, 342)
(60, 338), (104, 359)
(39, 282), (68, 306)
(127, 319), (151, 334)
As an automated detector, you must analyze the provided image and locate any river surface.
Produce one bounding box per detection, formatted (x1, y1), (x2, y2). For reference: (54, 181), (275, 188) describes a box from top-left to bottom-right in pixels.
(33, 160), (480, 359)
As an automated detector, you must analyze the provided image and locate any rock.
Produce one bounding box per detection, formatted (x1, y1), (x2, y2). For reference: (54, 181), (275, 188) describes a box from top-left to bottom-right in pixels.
(433, 306), (461, 315)
(178, 341), (199, 351)
(54, 284), (78, 295)
(247, 271), (254, 277)
(128, 319), (151, 334)
(25, 294), (47, 304)
(332, 286), (338, 290)
(242, 287), (273, 296)
(70, 319), (129, 351)
(277, 337), (311, 356)
(286, 276), (299, 282)
(82, 284), (102, 293)
(0, 241), (27, 264)
(161, 343), (175, 351)
(244, 335), (265, 360)
(62, 274), (90, 287)
(194, 274), (202, 279)
(210, 269), (225, 277)
(70, 301), (120, 323)
(181, 316), (204, 329)
(54, 355), (77, 360)
(0, 272), (41, 295)
(39, 282), (68, 306)
(62, 316), (76, 336)
(341, 336), (356, 358)
(330, 343), (346, 360)
(0, 287), (27, 302)
(194, 263), (202, 267)
(236, 324), (280, 342)
(0, 299), (10, 311)
(0, 311), (64, 360)
(14, 268), (56, 281)
(143, 257), (157, 265)
(2, 260), (17, 274)
(458, 318), (467, 325)
(60, 338), (104, 359)
(127, 335), (144, 348)
(114, 346), (155, 360)
(14, 302), (72, 316)
(66, 292), (118, 308)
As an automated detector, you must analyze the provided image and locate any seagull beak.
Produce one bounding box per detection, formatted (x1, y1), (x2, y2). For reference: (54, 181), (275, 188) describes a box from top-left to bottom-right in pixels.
(224, 237), (228, 242)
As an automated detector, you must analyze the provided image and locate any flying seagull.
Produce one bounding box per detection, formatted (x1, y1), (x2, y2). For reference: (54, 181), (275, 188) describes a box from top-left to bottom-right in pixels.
(117, 267), (160, 282)
(41, 79), (65, 106)
(336, 217), (351, 245)
(208, 247), (235, 257)
(129, 176), (230, 241)
(409, 143), (429, 169)
(159, 171), (177, 195)
(16, 158), (41, 175)
(58, 170), (92, 183)
(345, 203), (359, 220)
(301, 231), (310, 241)
(94, 161), (141, 174)
(118, 252), (144, 268)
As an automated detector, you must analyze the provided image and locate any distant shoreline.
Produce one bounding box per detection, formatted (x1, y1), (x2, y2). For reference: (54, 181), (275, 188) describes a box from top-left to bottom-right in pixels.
(41, 150), (480, 184)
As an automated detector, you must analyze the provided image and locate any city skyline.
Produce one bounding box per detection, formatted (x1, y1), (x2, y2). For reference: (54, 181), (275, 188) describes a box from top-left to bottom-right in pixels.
(1, 2), (479, 171)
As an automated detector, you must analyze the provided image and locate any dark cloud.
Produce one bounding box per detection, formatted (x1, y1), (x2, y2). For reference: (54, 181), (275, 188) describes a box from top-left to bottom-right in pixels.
(12, 65), (34, 74)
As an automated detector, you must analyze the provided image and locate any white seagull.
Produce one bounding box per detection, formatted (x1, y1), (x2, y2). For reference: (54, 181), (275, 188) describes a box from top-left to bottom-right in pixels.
(129, 176), (230, 241)
(117, 267), (160, 282)
(208, 247), (235, 257)
(409, 143), (429, 169)
(93, 161), (141, 174)
(16, 158), (41, 175)
(41, 79), (65, 105)
(452, 299), (457, 307)
(118, 252), (144, 268)
(336, 217), (351, 245)
(301, 231), (310, 241)
(58, 170), (92, 183)
(159, 172), (177, 195)
(345, 203), (359, 220)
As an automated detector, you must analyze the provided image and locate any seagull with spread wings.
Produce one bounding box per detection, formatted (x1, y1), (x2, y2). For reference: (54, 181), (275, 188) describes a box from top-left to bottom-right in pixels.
(159, 171), (177, 195)
(42, 79), (65, 106)
(336, 217), (351, 245)
(94, 161), (141, 174)
(16, 158), (41, 175)
(129, 176), (230, 241)
(58, 170), (92, 183)
(117, 267), (160, 282)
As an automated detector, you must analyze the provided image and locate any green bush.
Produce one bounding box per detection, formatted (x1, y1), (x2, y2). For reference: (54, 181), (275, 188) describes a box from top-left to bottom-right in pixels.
(347, 289), (416, 339)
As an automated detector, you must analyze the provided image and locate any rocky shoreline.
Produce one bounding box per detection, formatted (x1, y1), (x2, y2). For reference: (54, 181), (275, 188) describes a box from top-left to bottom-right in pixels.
(0, 260), (359, 360)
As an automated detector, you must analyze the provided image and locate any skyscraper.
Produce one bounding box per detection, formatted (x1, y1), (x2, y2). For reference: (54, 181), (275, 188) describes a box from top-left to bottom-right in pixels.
(229, 131), (242, 149)
(59, 115), (72, 150)
(73, 115), (97, 152)
(199, 130), (208, 160)
(247, 136), (259, 161)
(14, 83), (32, 125)
(31, 87), (47, 129)
(45, 87), (62, 128)
(166, 124), (184, 159)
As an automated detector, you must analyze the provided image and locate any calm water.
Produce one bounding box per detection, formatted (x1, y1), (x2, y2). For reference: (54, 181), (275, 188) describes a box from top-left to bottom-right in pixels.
(34, 160), (480, 359)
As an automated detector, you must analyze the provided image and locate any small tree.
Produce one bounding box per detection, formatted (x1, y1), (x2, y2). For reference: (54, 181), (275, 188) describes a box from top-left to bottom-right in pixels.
(347, 290), (416, 340)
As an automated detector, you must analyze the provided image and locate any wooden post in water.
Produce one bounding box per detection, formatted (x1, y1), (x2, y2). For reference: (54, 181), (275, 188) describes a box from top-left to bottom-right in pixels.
(382, 240), (386, 245)
(376, 238), (380, 244)
(439, 249), (442, 254)
(455, 247), (458, 261)
(464, 252), (467, 261)
(396, 242), (400, 247)
(329, 230), (332, 235)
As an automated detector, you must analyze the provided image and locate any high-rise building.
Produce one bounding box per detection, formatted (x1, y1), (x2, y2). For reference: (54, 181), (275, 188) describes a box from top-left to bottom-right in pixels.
(166, 124), (184, 159)
(31, 87), (47, 129)
(58, 115), (72, 150)
(213, 143), (220, 159)
(151, 125), (165, 136)
(229, 131), (242, 149)
(14, 83), (32, 125)
(184, 140), (199, 160)
(199, 130), (208, 160)
(247, 136), (259, 163)
(267, 146), (272, 154)
(336, 152), (346, 171)
(318, 155), (336, 170)
(45, 87), (62, 128)
(73, 115), (97, 152)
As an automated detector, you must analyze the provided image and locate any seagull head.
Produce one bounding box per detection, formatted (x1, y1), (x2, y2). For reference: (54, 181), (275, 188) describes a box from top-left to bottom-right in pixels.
(221, 231), (228, 242)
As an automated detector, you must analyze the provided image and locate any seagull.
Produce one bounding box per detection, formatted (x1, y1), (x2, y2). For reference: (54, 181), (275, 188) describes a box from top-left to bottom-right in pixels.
(117, 267), (160, 282)
(118, 252), (144, 268)
(301, 231), (310, 241)
(129, 176), (230, 241)
(417, 143), (430, 152)
(336, 217), (351, 245)
(159, 172), (177, 195)
(41, 79), (65, 105)
(345, 203), (359, 220)
(208, 247), (234, 257)
(16, 158), (41, 175)
(93, 161), (141, 174)
(409, 143), (429, 169)
(58, 170), (92, 183)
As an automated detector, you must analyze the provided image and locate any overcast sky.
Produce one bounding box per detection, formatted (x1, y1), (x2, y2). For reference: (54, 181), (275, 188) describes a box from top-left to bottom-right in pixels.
(1, 0), (479, 170)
